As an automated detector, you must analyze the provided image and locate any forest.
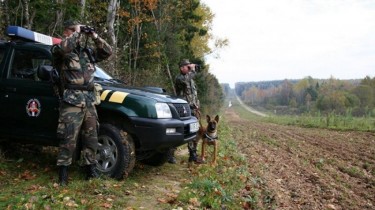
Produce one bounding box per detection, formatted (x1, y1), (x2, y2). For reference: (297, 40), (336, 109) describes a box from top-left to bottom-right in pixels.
(0, 0), (226, 114)
(236, 75), (375, 117)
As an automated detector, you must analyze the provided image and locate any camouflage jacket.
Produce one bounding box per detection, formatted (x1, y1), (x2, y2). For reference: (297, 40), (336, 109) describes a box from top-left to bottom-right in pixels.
(55, 32), (112, 107)
(175, 70), (199, 108)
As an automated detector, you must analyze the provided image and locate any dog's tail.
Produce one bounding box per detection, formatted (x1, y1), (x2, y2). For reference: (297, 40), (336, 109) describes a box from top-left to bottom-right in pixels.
(199, 117), (203, 128)
(193, 109), (204, 128)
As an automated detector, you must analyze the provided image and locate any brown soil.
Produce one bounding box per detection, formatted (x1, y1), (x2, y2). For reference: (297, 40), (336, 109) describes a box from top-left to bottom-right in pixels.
(226, 108), (375, 210)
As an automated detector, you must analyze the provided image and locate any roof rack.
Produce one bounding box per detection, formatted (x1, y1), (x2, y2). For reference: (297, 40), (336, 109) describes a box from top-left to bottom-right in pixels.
(6, 26), (61, 45)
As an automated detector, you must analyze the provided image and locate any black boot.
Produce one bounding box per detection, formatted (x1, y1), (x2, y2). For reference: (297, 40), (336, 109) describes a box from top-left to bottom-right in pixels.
(58, 166), (68, 186)
(188, 149), (204, 164)
(86, 164), (99, 180)
(188, 149), (197, 162)
(167, 148), (177, 164)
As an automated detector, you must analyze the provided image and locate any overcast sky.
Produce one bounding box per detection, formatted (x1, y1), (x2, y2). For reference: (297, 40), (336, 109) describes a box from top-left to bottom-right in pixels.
(201, 0), (375, 87)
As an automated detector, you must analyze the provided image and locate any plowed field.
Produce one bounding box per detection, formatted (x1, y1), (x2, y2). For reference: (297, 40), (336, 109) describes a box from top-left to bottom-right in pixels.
(226, 108), (375, 209)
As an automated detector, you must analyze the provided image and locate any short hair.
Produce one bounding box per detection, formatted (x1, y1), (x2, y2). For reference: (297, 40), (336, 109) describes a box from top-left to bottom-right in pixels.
(63, 20), (80, 29)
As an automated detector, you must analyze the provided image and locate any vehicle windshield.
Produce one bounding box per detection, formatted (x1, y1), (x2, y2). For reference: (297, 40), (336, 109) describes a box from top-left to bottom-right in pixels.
(94, 65), (113, 80)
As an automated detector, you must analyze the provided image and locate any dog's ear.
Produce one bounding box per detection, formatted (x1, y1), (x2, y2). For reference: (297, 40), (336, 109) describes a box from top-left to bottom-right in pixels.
(214, 115), (219, 123)
(206, 115), (211, 123)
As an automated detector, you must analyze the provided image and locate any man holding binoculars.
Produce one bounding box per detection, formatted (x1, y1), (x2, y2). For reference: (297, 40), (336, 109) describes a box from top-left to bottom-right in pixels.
(168, 59), (203, 164)
(54, 20), (112, 186)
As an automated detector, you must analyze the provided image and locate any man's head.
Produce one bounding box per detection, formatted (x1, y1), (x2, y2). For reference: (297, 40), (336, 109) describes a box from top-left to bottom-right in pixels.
(63, 20), (80, 36)
(179, 59), (191, 74)
(179, 59), (191, 67)
(63, 20), (80, 30)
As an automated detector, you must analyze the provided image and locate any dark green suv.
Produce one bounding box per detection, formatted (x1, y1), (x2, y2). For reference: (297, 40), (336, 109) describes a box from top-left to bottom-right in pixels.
(0, 40), (199, 179)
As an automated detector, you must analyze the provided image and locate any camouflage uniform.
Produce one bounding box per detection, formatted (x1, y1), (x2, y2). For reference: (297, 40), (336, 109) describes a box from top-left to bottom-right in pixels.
(55, 29), (112, 167)
(175, 70), (200, 109)
(169, 59), (202, 163)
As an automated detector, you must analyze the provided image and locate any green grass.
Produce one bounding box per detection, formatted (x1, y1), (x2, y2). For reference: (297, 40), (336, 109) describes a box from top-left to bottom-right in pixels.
(233, 98), (375, 132)
(259, 136), (279, 147)
(232, 103), (264, 121)
(265, 113), (375, 131)
(177, 117), (251, 209)
(338, 165), (365, 179)
(0, 114), (253, 209)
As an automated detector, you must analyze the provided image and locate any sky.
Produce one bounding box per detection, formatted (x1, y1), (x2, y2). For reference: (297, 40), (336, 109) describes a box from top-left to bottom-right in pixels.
(201, 0), (375, 87)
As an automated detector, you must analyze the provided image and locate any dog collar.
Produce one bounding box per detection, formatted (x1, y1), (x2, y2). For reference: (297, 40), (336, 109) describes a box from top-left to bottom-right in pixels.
(204, 133), (218, 142)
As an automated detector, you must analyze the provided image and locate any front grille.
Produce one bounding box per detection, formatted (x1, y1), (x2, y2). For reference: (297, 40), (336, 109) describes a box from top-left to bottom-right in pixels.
(173, 103), (191, 118)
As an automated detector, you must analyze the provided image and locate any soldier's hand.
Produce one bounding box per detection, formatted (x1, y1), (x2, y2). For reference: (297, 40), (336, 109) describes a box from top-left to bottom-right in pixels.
(74, 25), (81, 33)
(89, 32), (99, 40)
(188, 63), (196, 71)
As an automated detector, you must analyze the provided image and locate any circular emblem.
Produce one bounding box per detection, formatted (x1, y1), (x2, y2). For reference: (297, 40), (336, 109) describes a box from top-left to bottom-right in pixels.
(26, 98), (41, 117)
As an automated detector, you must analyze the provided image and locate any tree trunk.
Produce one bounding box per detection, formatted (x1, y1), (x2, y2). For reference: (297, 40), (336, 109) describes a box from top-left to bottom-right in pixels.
(22, 0), (31, 29)
(106, 0), (118, 76)
(80, 0), (85, 19)
(51, 0), (64, 36)
(130, 1), (142, 86)
(0, 1), (7, 36)
(3, 0), (10, 29)
(150, 8), (175, 94)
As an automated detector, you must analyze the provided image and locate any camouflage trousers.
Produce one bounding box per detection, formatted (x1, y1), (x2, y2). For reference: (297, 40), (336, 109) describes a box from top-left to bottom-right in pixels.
(56, 102), (98, 166)
(168, 108), (201, 157)
(188, 108), (201, 152)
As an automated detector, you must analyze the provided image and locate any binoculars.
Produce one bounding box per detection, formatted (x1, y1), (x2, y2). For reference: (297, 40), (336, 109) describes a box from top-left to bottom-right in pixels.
(80, 25), (95, 34)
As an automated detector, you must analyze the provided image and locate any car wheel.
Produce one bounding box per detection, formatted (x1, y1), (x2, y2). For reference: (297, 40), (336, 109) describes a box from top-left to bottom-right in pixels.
(121, 131), (136, 177)
(96, 123), (132, 180)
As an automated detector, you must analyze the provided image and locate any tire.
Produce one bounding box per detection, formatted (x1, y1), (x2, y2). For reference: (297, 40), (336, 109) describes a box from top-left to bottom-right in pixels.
(123, 132), (136, 177)
(96, 123), (132, 180)
(141, 151), (169, 166)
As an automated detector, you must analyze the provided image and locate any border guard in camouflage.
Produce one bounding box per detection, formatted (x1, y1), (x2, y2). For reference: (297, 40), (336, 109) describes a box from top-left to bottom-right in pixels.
(53, 20), (112, 186)
(168, 59), (203, 164)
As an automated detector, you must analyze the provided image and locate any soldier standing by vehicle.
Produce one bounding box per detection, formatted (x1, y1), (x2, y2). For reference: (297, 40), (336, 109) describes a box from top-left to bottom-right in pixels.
(168, 59), (203, 164)
(53, 20), (112, 186)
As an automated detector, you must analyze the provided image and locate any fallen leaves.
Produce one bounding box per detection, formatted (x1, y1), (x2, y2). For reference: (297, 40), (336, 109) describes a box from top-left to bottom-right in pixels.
(19, 170), (36, 180)
(0, 170), (6, 176)
(26, 184), (44, 193)
(157, 192), (178, 204)
(100, 202), (113, 208)
(188, 197), (201, 207)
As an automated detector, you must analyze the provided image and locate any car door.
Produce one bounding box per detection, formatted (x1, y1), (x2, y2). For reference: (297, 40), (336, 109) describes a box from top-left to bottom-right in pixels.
(0, 45), (60, 145)
(0, 45), (11, 134)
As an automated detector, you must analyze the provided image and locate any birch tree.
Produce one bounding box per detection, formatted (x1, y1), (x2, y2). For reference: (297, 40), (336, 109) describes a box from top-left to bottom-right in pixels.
(80, 0), (85, 19)
(106, 0), (118, 75)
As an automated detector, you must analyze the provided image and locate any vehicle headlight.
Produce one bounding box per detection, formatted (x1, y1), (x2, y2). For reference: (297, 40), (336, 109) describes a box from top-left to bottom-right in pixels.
(155, 103), (172, 118)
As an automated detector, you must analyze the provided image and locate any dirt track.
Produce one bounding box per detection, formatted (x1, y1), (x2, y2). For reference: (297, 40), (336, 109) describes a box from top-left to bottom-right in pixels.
(226, 108), (375, 209)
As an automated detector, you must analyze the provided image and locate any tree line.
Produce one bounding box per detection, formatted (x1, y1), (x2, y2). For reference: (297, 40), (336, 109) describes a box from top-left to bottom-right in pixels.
(236, 76), (375, 117)
(0, 0), (226, 115)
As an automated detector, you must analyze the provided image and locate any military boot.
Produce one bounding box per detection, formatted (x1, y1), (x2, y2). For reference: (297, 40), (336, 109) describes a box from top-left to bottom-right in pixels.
(85, 164), (99, 180)
(167, 148), (177, 164)
(188, 149), (204, 164)
(58, 166), (68, 186)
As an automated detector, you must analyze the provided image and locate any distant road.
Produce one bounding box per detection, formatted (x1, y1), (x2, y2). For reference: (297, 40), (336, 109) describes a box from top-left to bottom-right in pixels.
(234, 94), (269, 117)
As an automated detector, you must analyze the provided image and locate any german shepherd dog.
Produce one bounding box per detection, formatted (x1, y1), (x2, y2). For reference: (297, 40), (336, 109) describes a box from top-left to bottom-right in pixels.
(198, 115), (219, 165)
